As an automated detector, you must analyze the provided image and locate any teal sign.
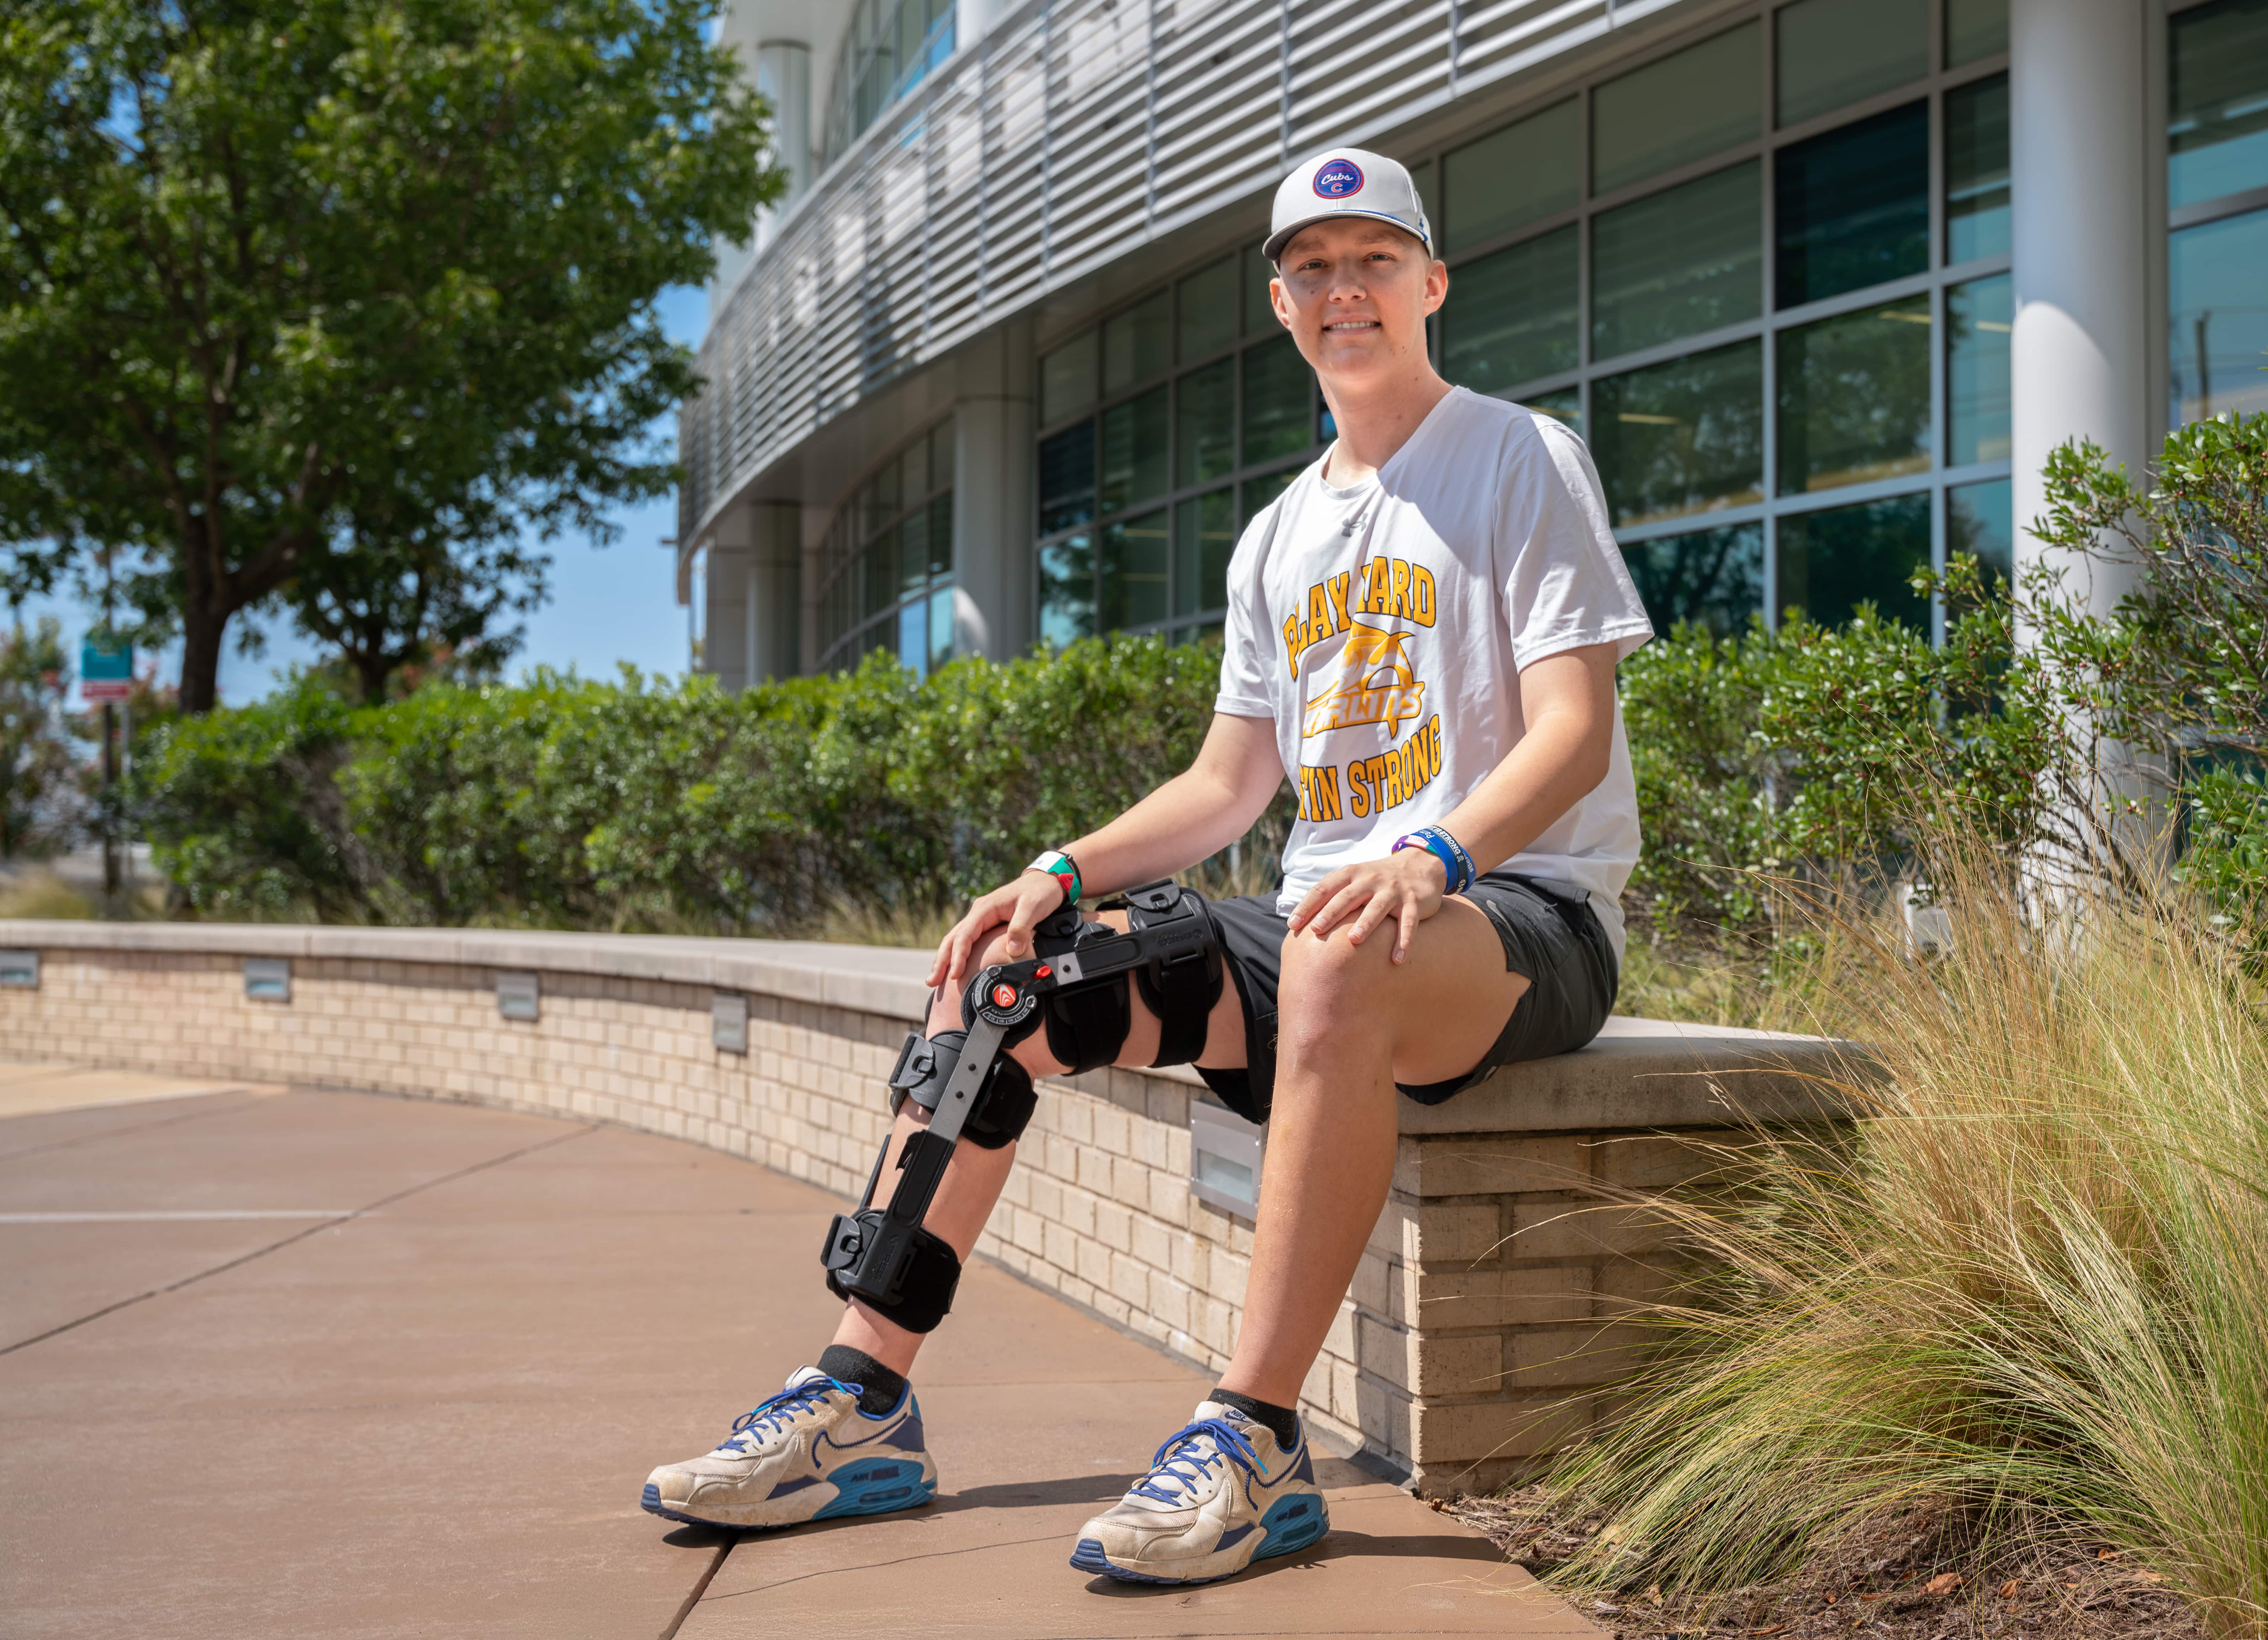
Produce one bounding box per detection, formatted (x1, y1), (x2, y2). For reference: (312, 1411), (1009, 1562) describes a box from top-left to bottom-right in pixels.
(82, 637), (133, 701)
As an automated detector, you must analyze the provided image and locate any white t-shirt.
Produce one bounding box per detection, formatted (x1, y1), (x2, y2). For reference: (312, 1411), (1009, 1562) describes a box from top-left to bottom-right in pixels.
(1214, 387), (1655, 960)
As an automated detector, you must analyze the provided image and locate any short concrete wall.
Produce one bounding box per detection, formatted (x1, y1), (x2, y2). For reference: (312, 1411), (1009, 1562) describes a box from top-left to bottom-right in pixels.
(0, 919), (1840, 1494)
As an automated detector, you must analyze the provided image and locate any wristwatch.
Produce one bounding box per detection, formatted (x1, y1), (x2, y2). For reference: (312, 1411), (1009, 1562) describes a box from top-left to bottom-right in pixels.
(1025, 849), (1082, 908)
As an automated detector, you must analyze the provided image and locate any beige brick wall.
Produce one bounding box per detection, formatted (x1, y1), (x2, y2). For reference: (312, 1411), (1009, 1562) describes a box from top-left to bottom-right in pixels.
(1, 943), (1748, 1494)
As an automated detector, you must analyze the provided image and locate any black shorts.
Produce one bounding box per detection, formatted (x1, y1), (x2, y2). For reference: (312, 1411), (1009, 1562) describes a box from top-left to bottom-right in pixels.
(1191, 872), (1620, 1126)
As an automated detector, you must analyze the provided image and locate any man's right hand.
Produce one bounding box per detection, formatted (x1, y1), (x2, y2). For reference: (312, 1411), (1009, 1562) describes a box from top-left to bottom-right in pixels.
(927, 871), (1071, 994)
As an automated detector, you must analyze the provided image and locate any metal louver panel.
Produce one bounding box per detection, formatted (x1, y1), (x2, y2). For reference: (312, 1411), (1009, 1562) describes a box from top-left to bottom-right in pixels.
(679, 0), (1654, 543)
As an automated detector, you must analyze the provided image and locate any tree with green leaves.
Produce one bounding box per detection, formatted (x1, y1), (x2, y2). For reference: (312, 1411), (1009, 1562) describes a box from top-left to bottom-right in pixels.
(0, 0), (781, 711)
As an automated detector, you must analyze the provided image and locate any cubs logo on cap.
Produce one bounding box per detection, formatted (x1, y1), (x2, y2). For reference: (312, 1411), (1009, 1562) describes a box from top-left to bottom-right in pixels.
(1265, 146), (1432, 264)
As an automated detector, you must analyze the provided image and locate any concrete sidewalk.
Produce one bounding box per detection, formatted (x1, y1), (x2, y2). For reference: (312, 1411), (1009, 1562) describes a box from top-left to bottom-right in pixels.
(0, 1073), (1601, 1639)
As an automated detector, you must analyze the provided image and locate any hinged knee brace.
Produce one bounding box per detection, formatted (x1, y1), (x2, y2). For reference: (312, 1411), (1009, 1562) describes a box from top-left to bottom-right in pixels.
(819, 881), (1221, 1333)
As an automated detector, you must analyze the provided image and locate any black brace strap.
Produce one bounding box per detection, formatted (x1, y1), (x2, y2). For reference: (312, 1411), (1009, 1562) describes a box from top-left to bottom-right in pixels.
(1103, 882), (1224, 1068)
(887, 1028), (1036, 1150)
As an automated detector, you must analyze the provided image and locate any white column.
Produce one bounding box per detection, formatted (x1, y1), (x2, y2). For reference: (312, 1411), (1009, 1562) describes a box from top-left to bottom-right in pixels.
(702, 522), (752, 692)
(755, 42), (813, 201)
(747, 501), (803, 684)
(952, 322), (1037, 661)
(2009, 0), (2152, 621)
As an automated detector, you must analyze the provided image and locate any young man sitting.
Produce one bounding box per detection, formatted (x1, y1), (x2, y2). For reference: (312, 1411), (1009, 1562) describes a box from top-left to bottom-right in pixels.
(644, 146), (1653, 1585)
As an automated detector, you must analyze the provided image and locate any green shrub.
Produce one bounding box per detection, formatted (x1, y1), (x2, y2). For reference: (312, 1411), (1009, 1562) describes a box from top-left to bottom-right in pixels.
(137, 637), (1269, 930)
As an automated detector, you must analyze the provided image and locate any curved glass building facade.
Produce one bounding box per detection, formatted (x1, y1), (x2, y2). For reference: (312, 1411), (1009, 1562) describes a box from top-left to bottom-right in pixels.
(679, 0), (2267, 686)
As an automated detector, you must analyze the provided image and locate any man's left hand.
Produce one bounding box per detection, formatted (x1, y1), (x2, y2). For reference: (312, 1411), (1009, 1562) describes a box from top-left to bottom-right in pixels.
(1285, 848), (1448, 964)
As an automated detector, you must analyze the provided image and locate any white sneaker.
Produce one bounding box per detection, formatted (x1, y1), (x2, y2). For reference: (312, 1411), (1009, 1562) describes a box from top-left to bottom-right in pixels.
(641, 1367), (937, 1530)
(1070, 1401), (1328, 1583)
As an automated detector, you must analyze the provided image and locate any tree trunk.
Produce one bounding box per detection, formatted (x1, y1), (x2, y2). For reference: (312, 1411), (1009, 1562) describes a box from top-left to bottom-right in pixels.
(176, 599), (226, 715)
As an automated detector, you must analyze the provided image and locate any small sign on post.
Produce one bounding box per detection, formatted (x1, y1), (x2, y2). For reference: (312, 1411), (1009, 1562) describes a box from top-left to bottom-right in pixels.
(81, 637), (133, 703)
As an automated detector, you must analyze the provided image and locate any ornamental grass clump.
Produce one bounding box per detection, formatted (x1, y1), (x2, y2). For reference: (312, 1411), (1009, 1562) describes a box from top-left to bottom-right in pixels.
(1539, 848), (2268, 1637)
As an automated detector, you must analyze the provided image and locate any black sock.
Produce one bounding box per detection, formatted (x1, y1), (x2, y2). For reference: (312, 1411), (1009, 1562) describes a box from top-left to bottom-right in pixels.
(1210, 1388), (1299, 1451)
(816, 1345), (907, 1416)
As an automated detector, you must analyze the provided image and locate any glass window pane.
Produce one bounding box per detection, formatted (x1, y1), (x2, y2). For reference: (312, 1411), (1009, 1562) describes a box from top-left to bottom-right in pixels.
(1100, 510), (1170, 631)
(1242, 336), (1315, 466)
(1776, 0), (1926, 128)
(872, 459), (900, 517)
(928, 493), (954, 576)
(1622, 523), (1764, 634)
(1038, 534), (1095, 647)
(1948, 478), (2013, 589)
(1243, 243), (1278, 336)
(1777, 295), (1933, 496)
(1775, 102), (1928, 307)
(2171, 207), (2268, 423)
(1411, 158), (1439, 236)
(1174, 489), (1237, 617)
(1041, 334), (1096, 425)
(865, 537), (896, 617)
(1777, 494), (1931, 629)
(1946, 0), (2008, 66)
(1178, 257), (1239, 363)
(1591, 340), (1765, 527)
(1443, 100), (1578, 253)
(1945, 74), (2010, 265)
(1591, 162), (1761, 360)
(1946, 274), (2012, 465)
(899, 506), (929, 594)
(1100, 386), (1169, 513)
(2170, 0), (2268, 209)
(1104, 290), (1172, 394)
(898, 598), (928, 678)
(1177, 358), (1236, 487)
(1038, 421), (1095, 533)
(1526, 386), (1582, 434)
(929, 421), (955, 493)
(929, 586), (956, 673)
(1241, 466), (1301, 528)
(1442, 226), (1579, 393)
(1592, 22), (1761, 195)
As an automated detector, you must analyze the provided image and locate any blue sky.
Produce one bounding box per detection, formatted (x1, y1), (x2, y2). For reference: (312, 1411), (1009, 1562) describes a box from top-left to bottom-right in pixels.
(13, 285), (709, 707)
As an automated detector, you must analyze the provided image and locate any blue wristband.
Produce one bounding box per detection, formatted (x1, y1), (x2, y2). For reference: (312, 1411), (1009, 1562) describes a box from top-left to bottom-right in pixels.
(1392, 826), (1473, 896)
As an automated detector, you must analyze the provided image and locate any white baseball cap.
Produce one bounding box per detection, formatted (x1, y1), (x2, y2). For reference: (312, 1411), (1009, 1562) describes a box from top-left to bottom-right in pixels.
(1263, 147), (1433, 265)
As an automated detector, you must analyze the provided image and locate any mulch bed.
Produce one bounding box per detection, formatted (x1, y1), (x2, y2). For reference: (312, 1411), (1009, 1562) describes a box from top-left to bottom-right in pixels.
(1439, 1490), (2203, 1640)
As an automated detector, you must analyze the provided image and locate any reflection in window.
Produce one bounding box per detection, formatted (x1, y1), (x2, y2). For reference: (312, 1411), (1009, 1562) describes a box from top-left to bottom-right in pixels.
(1526, 386), (1582, 433)
(1776, 0), (1927, 128)
(1177, 358), (1235, 487)
(2170, 208), (2268, 423)
(1243, 337), (1315, 465)
(1947, 275), (2013, 465)
(1244, 244), (1279, 336)
(1945, 74), (2010, 265)
(1591, 22), (1760, 195)
(1039, 534), (1096, 647)
(1776, 102), (1929, 307)
(2169, 0), (2268, 209)
(1039, 422), (1096, 533)
(1041, 334), (1097, 425)
(1174, 490), (1237, 618)
(1178, 258), (1239, 363)
(1948, 478), (2013, 589)
(1777, 494), (1931, 629)
(825, 0), (956, 158)
(1591, 341), (1765, 527)
(1444, 100), (1578, 252)
(1946, 0), (2009, 67)
(1442, 226), (1578, 393)
(1777, 296), (1933, 495)
(1622, 523), (1764, 634)
(1104, 291), (1172, 395)
(1591, 162), (1761, 360)
(818, 420), (957, 671)
(1100, 387), (1169, 513)
(1101, 512), (1170, 631)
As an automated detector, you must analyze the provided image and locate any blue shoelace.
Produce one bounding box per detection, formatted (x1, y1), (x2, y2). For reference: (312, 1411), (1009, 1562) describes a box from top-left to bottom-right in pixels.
(1131, 1417), (1261, 1504)
(714, 1376), (860, 1454)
